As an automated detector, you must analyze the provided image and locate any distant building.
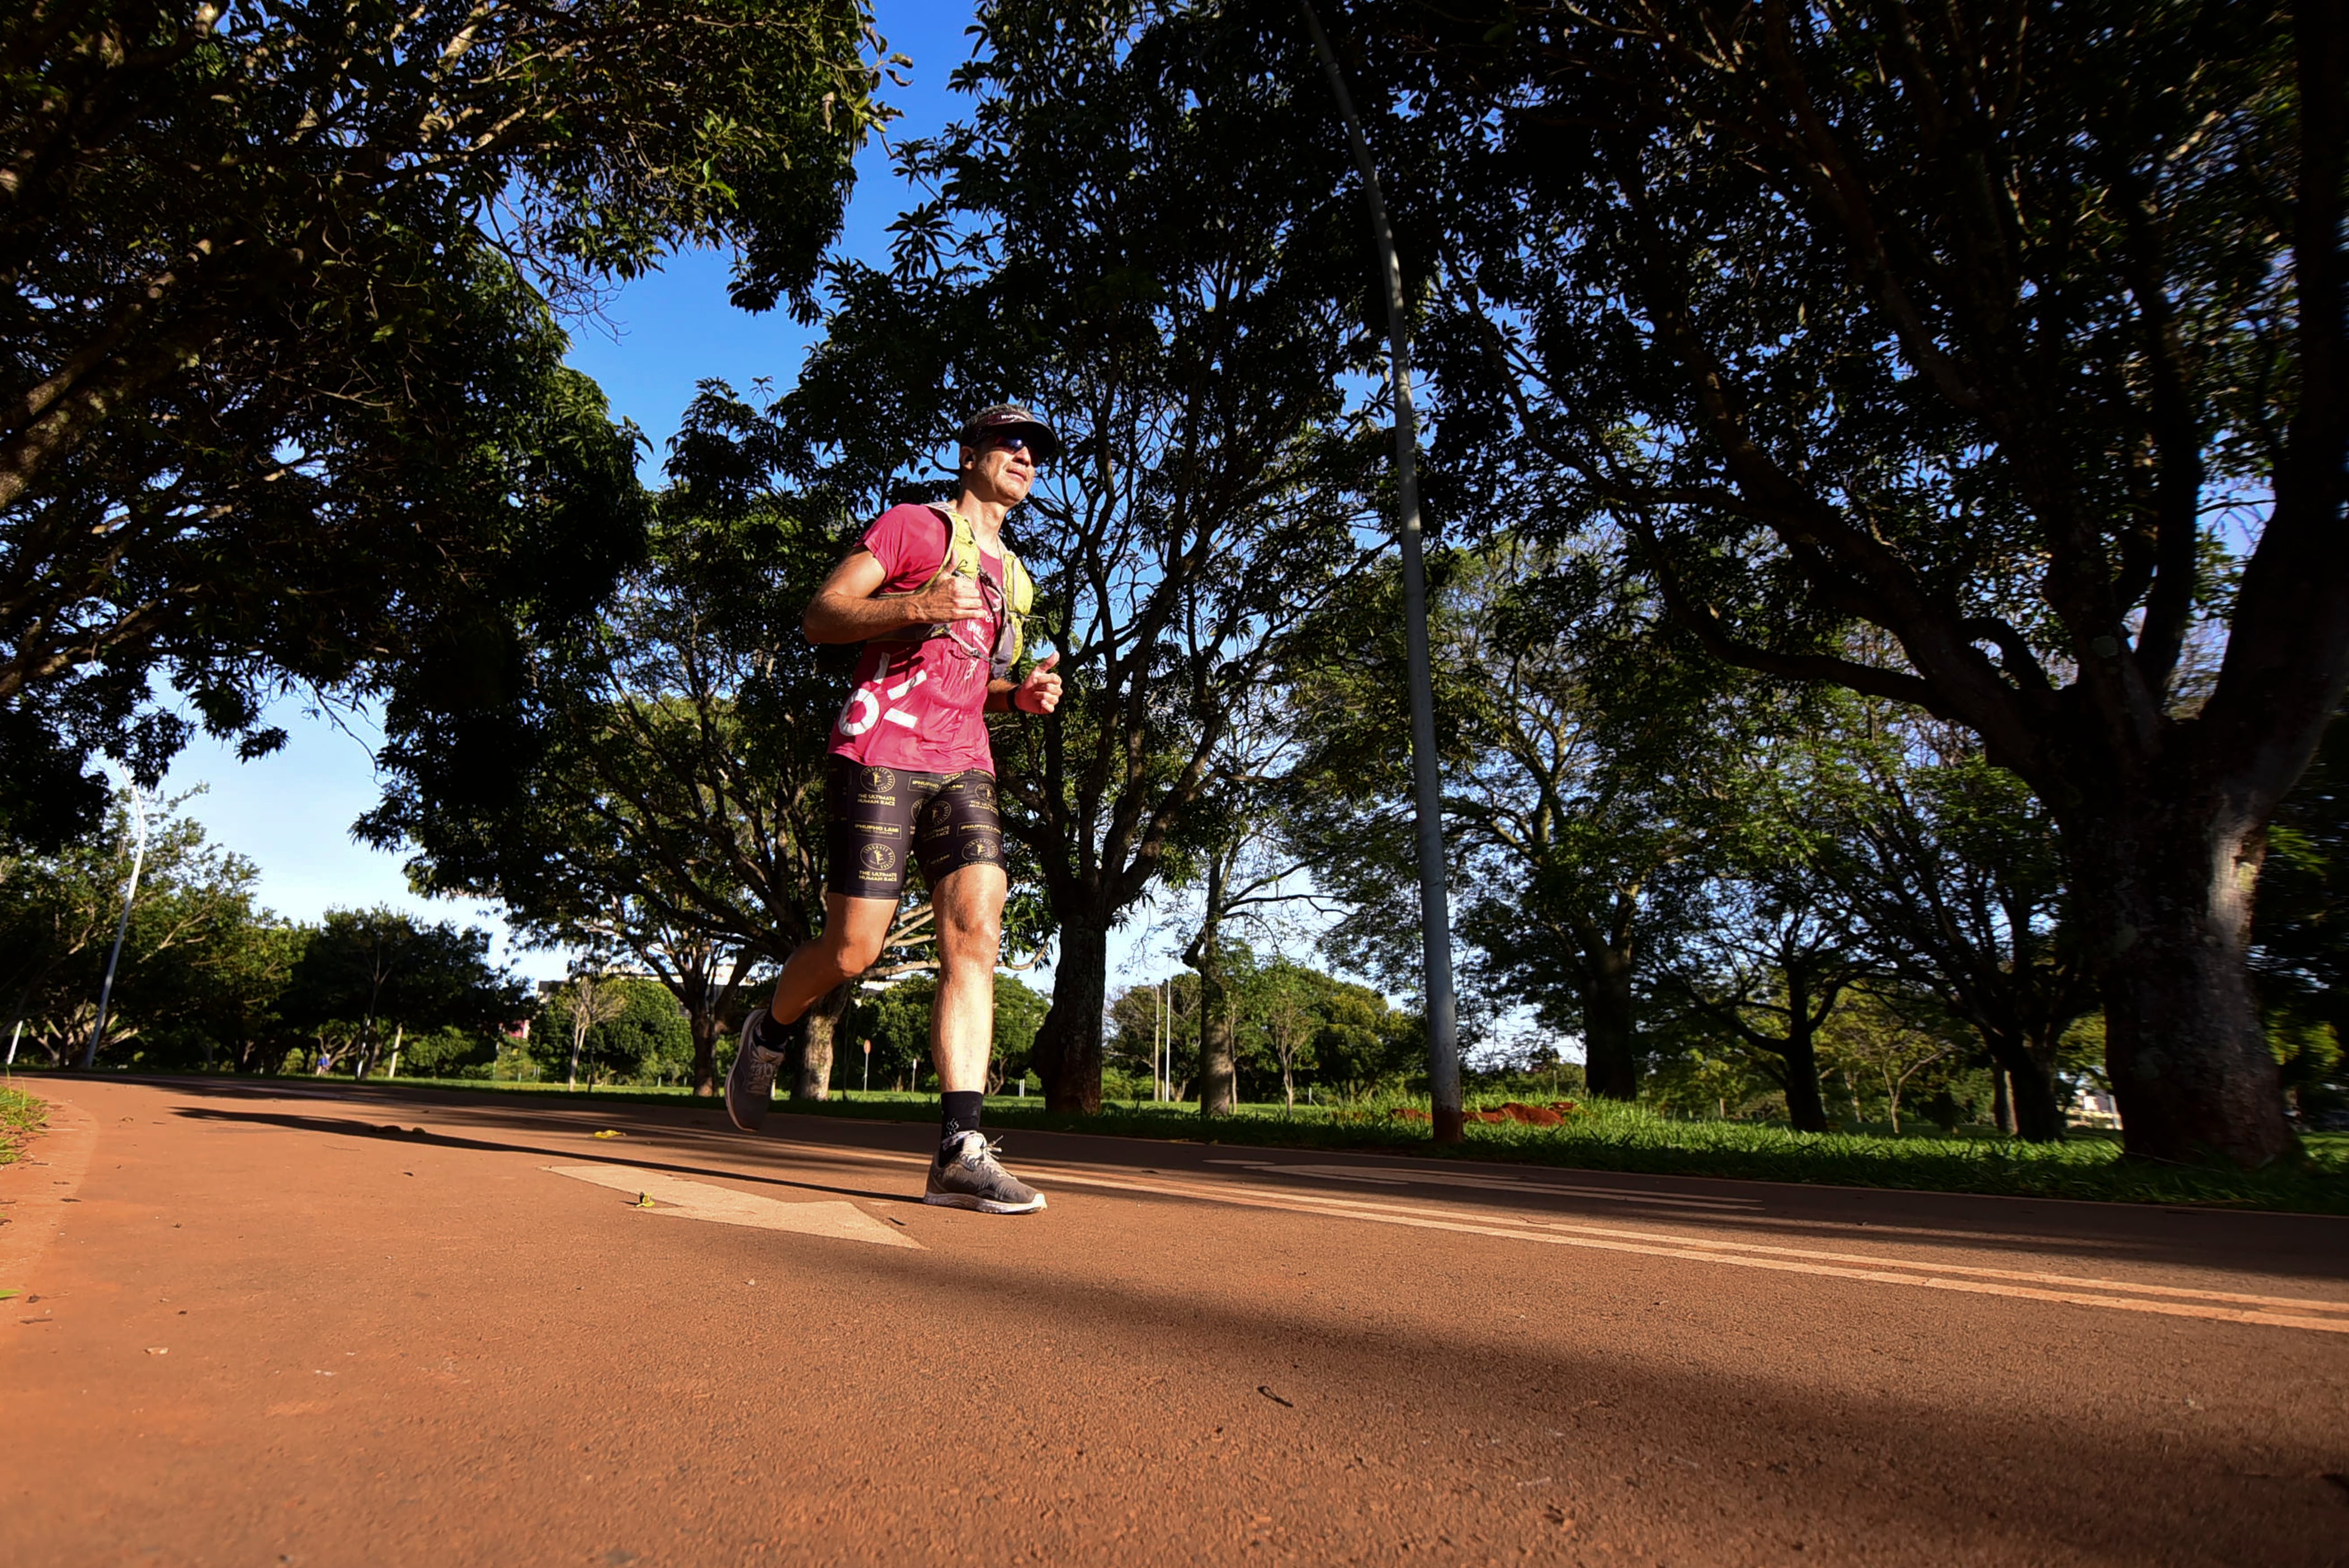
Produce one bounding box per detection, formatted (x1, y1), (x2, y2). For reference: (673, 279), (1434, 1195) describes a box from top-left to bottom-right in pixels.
(2070, 1087), (2121, 1128)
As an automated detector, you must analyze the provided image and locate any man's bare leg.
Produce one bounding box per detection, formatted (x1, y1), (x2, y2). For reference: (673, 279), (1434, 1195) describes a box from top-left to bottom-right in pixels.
(921, 858), (1043, 1212)
(928, 860), (1007, 1092)
(725, 892), (893, 1133)
(765, 891), (898, 1027)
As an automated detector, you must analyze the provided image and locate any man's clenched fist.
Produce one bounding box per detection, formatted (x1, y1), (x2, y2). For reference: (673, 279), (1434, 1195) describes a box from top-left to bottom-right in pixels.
(1013, 651), (1062, 714)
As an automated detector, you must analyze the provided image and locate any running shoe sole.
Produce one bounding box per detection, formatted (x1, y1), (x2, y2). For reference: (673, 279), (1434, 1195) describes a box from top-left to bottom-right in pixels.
(922, 1189), (1048, 1215)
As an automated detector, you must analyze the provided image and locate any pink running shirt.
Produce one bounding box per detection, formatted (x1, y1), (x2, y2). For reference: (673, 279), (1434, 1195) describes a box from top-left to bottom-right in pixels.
(827, 503), (1005, 777)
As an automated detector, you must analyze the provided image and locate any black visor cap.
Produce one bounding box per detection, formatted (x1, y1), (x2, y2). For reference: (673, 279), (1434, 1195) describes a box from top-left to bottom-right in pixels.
(959, 404), (1060, 465)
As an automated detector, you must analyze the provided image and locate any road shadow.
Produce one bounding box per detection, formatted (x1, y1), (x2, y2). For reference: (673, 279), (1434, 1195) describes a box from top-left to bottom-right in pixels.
(172, 1106), (918, 1208)
(143, 1075), (2349, 1287)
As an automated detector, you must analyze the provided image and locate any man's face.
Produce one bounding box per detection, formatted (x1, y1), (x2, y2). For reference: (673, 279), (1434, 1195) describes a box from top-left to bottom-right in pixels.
(963, 432), (1039, 504)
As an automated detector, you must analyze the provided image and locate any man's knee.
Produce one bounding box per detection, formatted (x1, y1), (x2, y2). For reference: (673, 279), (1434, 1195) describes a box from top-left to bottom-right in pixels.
(823, 924), (886, 978)
(936, 905), (1002, 967)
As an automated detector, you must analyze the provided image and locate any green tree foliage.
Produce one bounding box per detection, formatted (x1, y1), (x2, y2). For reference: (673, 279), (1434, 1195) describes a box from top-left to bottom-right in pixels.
(1784, 701), (2096, 1141)
(843, 970), (1046, 1095)
(1656, 879), (1870, 1135)
(368, 494), (890, 1095)
(536, 976), (692, 1087)
(1815, 991), (1966, 1137)
(2254, 709), (2348, 1122)
(1393, 0), (2341, 1166)
(281, 908), (526, 1078)
(1, 0), (888, 843)
(1292, 536), (1772, 1101)
(1115, 958), (1416, 1106)
(0, 789), (294, 1068)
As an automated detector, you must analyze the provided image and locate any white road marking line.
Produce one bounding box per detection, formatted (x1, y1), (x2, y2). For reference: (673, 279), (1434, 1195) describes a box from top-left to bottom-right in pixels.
(524, 1131), (2343, 1333)
(1023, 1167), (2349, 1334)
(544, 1166), (922, 1249)
(1278, 1192), (2349, 1314)
(1204, 1160), (1760, 1210)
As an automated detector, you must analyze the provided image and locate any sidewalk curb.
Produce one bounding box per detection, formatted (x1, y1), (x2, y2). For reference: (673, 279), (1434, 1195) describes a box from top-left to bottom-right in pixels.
(0, 1088), (98, 1297)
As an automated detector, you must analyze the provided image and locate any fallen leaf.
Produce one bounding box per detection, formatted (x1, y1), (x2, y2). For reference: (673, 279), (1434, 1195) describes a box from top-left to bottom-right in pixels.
(633, 1192), (657, 1209)
(592, 1130), (626, 1140)
(144, 1347), (168, 1356)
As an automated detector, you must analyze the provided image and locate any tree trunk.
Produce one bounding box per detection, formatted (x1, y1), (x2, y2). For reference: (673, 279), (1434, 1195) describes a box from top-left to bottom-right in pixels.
(1195, 961), (1235, 1118)
(1034, 917), (1106, 1113)
(1190, 857), (1237, 1118)
(676, 969), (723, 1097)
(1580, 941), (1639, 1100)
(2067, 802), (2295, 1167)
(1992, 1067), (2013, 1135)
(689, 1009), (721, 1097)
(2009, 1064), (2064, 1142)
(1777, 1023), (1829, 1134)
(796, 983), (847, 1101)
(1978, 1029), (2067, 1143)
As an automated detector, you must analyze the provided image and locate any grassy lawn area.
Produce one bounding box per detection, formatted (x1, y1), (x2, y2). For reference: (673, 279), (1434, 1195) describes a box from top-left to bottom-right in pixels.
(0, 1082), (46, 1166)
(60, 1070), (2342, 1216)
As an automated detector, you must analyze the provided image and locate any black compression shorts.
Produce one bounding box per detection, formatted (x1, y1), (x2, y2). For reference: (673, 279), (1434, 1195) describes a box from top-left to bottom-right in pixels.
(826, 754), (1005, 901)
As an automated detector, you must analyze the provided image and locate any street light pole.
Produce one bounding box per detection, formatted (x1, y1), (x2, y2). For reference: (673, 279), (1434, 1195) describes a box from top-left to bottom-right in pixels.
(1299, 0), (1464, 1142)
(81, 783), (149, 1071)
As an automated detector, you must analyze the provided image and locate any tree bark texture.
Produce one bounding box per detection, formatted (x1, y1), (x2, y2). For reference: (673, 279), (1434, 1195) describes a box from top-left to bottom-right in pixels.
(1581, 940), (1639, 1100)
(676, 968), (725, 1098)
(1978, 1030), (2065, 1142)
(2067, 802), (2292, 1166)
(1776, 1026), (1829, 1135)
(1188, 854), (1237, 1118)
(1032, 919), (1106, 1113)
(1194, 962), (1236, 1117)
(795, 983), (848, 1102)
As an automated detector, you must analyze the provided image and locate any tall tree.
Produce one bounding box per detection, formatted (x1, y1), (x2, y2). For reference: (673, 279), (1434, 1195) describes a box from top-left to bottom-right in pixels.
(1291, 537), (1766, 1101)
(1405, 0), (2343, 1165)
(766, 0), (1390, 1111)
(1659, 879), (1871, 1133)
(0, 788), (274, 1064)
(2, 0), (886, 842)
(1793, 702), (2096, 1141)
(281, 907), (525, 1078)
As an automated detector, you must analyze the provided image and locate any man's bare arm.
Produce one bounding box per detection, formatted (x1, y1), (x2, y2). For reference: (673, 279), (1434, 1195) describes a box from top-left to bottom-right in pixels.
(802, 547), (988, 645)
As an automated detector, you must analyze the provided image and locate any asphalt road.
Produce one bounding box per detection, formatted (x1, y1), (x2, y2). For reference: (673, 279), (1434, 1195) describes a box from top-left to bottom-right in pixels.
(4, 1078), (2346, 1566)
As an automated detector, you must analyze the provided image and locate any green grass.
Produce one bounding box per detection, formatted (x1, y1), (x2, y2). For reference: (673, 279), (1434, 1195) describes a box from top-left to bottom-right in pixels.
(41, 1069), (2349, 1214)
(0, 1083), (46, 1165)
(758, 1091), (2349, 1214)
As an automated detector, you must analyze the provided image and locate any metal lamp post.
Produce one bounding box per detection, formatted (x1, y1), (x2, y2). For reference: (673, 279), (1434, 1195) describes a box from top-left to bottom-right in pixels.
(81, 784), (149, 1071)
(1299, 1), (1465, 1142)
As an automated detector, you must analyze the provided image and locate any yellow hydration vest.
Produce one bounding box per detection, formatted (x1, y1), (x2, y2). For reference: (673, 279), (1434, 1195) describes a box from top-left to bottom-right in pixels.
(874, 503), (1035, 680)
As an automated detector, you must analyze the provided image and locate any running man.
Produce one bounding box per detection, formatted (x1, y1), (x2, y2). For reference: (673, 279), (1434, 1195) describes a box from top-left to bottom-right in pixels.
(725, 405), (1065, 1215)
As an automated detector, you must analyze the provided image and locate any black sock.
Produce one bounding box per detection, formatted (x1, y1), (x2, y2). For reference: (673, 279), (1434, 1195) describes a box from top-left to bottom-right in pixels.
(940, 1090), (984, 1150)
(753, 1006), (793, 1053)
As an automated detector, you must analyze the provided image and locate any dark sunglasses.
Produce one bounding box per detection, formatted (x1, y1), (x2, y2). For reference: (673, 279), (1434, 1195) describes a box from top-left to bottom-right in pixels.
(982, 433), (1038, 457)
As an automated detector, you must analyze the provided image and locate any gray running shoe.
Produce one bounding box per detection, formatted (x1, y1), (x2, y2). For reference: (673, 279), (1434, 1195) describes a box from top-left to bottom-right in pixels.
(924, 1132), (1047, 1214)
(725, 1010), (787, 1132)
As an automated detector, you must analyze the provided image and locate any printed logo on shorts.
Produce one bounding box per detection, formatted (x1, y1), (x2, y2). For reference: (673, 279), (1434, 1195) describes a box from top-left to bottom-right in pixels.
(962, 838), (999, 862)
(859, 843), (897, 873)
(862, 767), (897, 793)
(970, 779), (997, 809)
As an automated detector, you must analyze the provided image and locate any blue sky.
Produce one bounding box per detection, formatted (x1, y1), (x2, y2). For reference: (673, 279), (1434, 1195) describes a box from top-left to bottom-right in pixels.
(155, 2), (1016, 984)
